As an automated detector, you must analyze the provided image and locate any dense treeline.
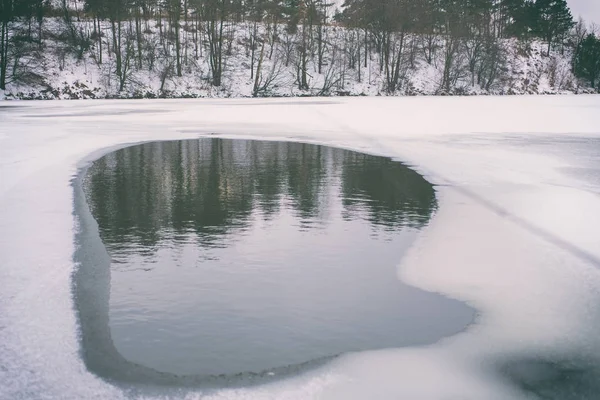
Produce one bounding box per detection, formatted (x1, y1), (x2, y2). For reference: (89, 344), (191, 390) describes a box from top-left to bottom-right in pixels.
(1, 0), (599, 93)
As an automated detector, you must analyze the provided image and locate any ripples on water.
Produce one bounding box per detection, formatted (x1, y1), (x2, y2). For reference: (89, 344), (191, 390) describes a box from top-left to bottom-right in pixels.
(81, 139), (472, 380)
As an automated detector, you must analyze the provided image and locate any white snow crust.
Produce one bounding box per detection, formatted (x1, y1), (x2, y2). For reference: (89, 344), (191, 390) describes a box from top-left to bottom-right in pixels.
(1, 95), (600, 399)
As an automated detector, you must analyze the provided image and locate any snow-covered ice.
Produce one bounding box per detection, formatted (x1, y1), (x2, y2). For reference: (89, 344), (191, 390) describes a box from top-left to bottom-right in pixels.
(1, 96), (600, 399)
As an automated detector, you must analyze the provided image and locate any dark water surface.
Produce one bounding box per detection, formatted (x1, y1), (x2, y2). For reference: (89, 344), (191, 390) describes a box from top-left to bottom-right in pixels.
(78, 139), (472, 383)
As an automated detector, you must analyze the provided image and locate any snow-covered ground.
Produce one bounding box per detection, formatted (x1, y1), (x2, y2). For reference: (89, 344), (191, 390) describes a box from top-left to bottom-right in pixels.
(1, 96), (600, 399)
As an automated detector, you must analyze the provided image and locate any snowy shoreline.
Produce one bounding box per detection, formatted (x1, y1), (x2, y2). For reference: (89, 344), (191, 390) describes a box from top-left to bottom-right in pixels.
(2, 17), (597, 101)
(1, 96), (600, 399)
(2, 90), (597, 101)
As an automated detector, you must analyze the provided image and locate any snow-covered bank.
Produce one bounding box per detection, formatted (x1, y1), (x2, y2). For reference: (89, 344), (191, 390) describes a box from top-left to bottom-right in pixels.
(1, 18), (597, 100)
(1, 96), (600, 399)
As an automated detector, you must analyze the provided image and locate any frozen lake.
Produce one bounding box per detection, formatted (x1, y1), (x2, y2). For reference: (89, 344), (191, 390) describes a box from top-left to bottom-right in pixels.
(77, 138), (471, 381)
(1, 96), (600, 399)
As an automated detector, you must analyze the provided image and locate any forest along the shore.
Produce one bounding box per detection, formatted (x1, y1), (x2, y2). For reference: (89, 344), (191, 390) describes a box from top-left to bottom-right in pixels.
(1, 0), (599, 99)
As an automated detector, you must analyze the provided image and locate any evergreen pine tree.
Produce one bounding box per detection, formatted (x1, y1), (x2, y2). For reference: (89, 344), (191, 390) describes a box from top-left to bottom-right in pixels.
(532, 0), (574, 55)
(573, 33), (600, 89)
(502, 0), (536, 39)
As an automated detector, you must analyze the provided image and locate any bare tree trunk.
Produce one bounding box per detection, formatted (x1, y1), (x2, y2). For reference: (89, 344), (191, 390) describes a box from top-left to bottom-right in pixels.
(442, 35), (458, 92)
(384, 31), (404, 93)
(393, 32), (405, 89)
(268, 16), (277, 60)
(364, 28), (368, 68)
(0, 18), (8, 90)
(300, 21), (308, 90)
(135, 8), (143, 69)
(252, 40), (265, 97)
(184, 0), (188, 65)
(119, 24), (134, 91)
(96, 16), (103, 64)
(158, 8), (163, 43)
(217, 19), (224, 84)
(208, 18), (225, 86)
(174, 0), (182, 77)
(250, 20), (257, 80)
(111, 18), (123, 88)
(317, 22), (323, 74)
(357, 30), (361, 83)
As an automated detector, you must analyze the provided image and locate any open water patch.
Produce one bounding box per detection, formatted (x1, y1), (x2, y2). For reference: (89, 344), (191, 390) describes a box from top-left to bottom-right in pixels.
(73, 138), (473, 387)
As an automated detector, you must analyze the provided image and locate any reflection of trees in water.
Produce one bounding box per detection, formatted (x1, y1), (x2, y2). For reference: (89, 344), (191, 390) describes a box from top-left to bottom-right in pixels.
(85, 139), (435, 253)
(285, 143), (326, 219)
(341, 152), (437, 229)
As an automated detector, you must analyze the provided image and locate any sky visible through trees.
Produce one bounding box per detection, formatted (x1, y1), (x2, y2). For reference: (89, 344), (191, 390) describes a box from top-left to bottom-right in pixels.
(567, 0), (600, 25)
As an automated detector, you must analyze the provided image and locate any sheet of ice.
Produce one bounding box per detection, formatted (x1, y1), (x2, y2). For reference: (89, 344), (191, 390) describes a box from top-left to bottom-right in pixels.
(1, 96), (600, 399)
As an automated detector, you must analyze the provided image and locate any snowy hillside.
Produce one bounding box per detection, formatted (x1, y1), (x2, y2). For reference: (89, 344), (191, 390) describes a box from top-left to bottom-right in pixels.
(0, 18), (596, 100)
